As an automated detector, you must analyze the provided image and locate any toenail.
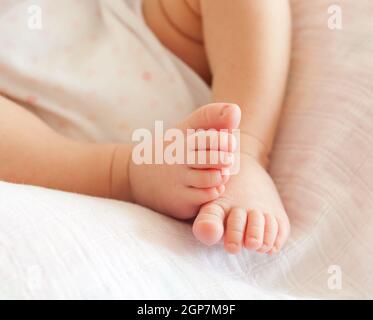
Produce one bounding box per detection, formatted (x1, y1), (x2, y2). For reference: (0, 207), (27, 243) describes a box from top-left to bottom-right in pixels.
(221, 168), (230, 176)
(226, 242), (239, 253)
(245, 237), (258, 246)
(220, 104), (232, 116)
(261, 245), (268, 250)
(217, 185), (225, 194)
(220, 103), (239, 117)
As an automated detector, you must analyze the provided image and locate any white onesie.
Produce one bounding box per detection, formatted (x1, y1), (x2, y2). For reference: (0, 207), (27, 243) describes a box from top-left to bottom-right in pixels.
(0, 0), (210, 143)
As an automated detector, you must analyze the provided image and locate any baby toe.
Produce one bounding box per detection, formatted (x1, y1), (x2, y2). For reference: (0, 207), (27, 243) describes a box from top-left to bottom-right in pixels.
(187, 150), (234, 169)
(193, 203), (226, 246)
(270, 216), (291, 254)
(183, 185), (222, 211)
(224, 208), (247, 254)
(187, 130), (237, 153)
(257, 213), (278, 254)
(244, 210), (265, 250)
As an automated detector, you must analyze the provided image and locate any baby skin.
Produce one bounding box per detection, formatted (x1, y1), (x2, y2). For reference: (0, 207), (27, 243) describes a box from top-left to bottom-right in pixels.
(193, 151), (290, 255)
(129, 103), (240, 220)
(129, 101), (289, 254)
(143, 0), (292, 254)
(0, 95), (287, 255)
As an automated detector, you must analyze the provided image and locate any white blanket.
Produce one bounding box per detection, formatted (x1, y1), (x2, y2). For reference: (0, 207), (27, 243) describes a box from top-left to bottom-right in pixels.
(1, 0), (373, 299)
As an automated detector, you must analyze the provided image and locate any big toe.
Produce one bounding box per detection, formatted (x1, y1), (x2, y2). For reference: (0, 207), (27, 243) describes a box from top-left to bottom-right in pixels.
(179, 103), (241, 131)
(192, 203), (226, 246)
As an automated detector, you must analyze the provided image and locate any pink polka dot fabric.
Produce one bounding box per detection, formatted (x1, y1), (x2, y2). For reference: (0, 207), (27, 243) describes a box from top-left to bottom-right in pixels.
(0, 0), (210, 143)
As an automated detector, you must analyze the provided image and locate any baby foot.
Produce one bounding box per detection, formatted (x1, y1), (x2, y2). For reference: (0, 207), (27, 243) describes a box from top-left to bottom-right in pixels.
(128, 103), (241, 219)
(192, 153), (290, 254)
